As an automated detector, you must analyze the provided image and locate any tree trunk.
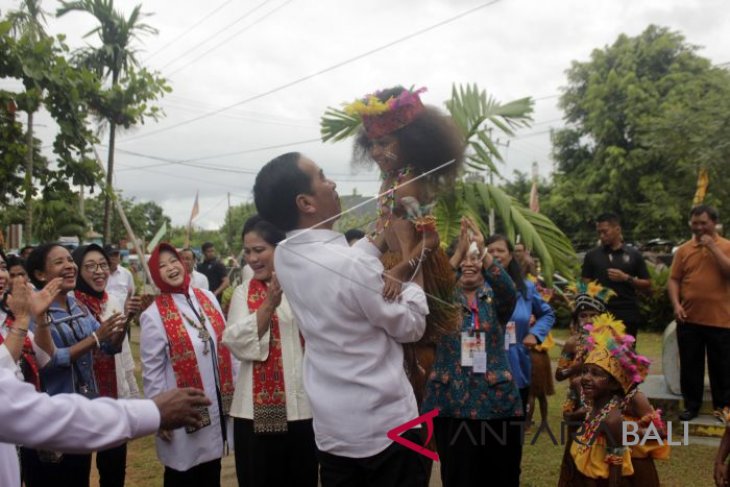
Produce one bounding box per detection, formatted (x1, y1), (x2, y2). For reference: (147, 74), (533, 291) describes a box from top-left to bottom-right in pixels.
(103, 120), (116, 243)
(23, 111), (34, 245)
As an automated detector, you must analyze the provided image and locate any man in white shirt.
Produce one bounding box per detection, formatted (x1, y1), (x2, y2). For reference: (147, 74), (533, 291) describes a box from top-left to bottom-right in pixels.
(0, 343), (211, 487)
(254, 152), (431, 487)
(105, 245), (136, 304)
(180, 248), (210, 290)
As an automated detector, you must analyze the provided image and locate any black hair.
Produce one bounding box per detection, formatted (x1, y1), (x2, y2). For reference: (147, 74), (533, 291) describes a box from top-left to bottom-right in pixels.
(20, 245), (34, 254)
(6, 255), (26, 271)
(242, 214), (286, 246)
(71, 244), (110, 299)
(689, 204), (719, 222)
(485, 234), (527, 297)
(596, 212), (620, 226)
(180, 247), (196, 258)
(25, 242), (65, 289)
(353, 87), (463, 188)
(344, 229), (365, 242)
(201, 242), (215, 252)
(254, 152), (311, 232)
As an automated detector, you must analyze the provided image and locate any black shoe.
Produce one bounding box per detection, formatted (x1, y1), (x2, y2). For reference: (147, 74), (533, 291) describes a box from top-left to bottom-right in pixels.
(679, 409), (698, 421)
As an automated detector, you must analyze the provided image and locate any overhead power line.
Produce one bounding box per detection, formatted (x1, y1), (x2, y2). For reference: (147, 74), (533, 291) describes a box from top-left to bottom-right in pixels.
(157, 0), (275, 71)
(111, 145), (381, 182)
(114, 137), (321, 172)
(144, 0), (236, 62)
(166, 0), (295, 77)
(118, 0), (502, 144)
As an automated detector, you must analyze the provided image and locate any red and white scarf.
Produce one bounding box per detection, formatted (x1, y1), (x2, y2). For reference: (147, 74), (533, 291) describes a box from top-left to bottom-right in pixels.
(247, 279), (291, 433)
(155, 288), (235, 429)
(74, 290), (118, 398)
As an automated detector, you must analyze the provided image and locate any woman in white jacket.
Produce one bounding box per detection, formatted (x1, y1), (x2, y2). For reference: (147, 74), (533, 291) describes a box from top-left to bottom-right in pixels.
(141, 243), (235, 487)
(223, 215), (316, 487)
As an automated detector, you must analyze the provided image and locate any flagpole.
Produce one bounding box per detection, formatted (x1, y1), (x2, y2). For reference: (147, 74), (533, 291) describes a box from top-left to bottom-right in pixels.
(92, 146), (157, 292)
(184, 191), (199, 248)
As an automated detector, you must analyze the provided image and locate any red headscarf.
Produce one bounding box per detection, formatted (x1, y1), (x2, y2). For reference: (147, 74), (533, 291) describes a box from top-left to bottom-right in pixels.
(148, 243), (191, 294)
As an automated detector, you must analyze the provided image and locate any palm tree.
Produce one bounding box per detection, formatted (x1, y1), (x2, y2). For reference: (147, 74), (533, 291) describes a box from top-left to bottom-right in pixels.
(440, 84), (577, 283)
(321, 83), (578, 284)
(7, 0), (49, 246)
(57, 0), (158, 244)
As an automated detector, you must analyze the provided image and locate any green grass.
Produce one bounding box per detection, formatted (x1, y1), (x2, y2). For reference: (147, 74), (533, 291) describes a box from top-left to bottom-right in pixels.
(117, 328), (715, 487)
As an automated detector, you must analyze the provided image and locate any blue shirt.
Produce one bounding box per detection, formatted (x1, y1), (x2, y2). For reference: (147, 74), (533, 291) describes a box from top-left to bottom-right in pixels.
(32, 296), (119, 396)
(505, 280), (555, 389)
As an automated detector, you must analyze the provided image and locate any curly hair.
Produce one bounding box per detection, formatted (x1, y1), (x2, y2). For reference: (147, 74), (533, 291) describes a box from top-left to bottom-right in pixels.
(352, 87), (464, 186)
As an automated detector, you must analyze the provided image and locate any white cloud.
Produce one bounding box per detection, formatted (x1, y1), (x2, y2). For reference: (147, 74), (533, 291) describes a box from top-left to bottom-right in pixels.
(2, 0), (728, 229)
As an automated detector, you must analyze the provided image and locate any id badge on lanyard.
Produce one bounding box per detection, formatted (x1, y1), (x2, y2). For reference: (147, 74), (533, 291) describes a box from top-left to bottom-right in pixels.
(461, 299), (487, 372)
(504, 321), (517, 350)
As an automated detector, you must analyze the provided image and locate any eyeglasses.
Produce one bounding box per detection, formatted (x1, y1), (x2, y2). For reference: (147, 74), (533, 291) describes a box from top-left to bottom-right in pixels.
(83, 262), (110, 272)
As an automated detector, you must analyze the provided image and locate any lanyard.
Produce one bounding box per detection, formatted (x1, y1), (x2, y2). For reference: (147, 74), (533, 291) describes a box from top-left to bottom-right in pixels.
(183, 295), (228, 449)
(469, 297), (482, 342)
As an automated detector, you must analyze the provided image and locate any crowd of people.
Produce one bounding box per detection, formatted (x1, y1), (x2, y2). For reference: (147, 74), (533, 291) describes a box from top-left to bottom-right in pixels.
(1, 86), (729, 487)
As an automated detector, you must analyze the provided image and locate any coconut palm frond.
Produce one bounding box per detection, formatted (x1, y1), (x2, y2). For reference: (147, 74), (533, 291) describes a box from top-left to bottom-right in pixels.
(320, 107), (361, 143)
(446, 83), (534, 176)
(443, 181), (577, 285)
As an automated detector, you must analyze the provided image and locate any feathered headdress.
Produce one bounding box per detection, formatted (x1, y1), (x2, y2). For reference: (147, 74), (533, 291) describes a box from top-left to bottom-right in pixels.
(583, 314), (650, 393)
(567, 280), (615, 314)
(320, 86), (426, 142)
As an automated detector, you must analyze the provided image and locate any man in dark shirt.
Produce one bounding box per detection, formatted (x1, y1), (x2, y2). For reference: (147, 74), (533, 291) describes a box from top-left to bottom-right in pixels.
(196, 242), (229, 301)
(581, 213), (651, 341)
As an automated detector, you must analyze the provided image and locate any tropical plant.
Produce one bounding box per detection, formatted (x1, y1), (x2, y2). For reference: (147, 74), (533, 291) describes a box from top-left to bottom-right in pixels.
(445, 83), (533, 174)
(0, 16), (102, 245)
(434, 182), (577, 284)
(440, 84), (578, 284)
(638, 263), (674, 332)
(57, 0), (168, 243)
(7, 0), (48, 244)
(319, 83), (578, 284)
(543, 25), (730, 245)
(220, 201), (258, 255)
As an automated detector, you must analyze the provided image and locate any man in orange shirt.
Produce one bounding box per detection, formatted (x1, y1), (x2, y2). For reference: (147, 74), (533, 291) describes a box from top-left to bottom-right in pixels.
(669, 205), (730, 421)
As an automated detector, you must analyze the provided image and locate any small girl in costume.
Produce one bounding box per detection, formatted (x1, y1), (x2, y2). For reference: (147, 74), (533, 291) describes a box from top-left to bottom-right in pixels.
(557, 281), (615, 486)
(321, 86), (464, 402)
(569, 314), (668, 486)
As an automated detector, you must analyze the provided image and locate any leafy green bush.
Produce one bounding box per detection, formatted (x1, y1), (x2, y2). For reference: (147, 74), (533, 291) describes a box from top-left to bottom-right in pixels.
(639, 263), (674, 332)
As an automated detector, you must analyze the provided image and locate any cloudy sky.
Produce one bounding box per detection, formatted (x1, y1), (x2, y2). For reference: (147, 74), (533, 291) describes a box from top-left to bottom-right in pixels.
(1, 0), (728, 230)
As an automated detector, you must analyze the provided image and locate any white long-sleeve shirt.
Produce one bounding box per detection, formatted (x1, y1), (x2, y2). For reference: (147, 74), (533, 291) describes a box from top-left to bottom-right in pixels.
(191, 270), (210, 291)
(0, 344), (160, 487)
(222, 279), (311, 421)
(107, 266), (136, 305)
(274, 229), (428, 458)
(140, 287), (229, 471)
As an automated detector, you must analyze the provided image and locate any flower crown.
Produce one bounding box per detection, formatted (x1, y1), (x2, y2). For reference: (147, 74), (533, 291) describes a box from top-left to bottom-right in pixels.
(583, 314), (651, 393)
(321, 86), (427, 142)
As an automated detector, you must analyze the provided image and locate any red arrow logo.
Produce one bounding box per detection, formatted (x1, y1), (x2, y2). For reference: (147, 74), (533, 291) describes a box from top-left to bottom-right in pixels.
(386, 409), (439, 462)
